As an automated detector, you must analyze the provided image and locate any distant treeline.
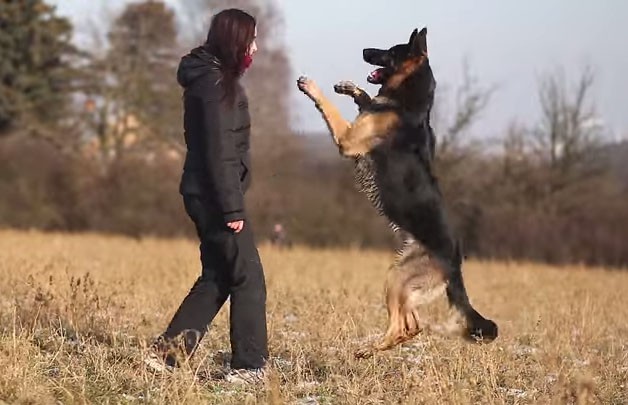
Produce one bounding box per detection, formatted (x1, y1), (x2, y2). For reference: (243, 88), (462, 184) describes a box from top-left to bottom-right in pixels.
(1, 0), (626, 267)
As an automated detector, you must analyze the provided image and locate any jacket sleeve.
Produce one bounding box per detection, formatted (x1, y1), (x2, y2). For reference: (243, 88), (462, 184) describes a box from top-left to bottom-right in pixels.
(199, 79), (245, 223)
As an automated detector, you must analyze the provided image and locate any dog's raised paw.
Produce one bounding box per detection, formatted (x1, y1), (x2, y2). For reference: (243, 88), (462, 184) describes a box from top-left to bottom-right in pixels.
(296, 76), (309, 92)
(334, 80), (358, 96)
(296, 76), (322, 102)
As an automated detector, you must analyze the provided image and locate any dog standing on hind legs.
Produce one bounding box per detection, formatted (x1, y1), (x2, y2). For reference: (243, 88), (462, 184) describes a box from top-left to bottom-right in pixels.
(296, 27), (498, 358)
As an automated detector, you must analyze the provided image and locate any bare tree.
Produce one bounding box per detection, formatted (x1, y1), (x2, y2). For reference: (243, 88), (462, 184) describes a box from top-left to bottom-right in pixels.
(79, 1), (182, 166)
(433, 60), (495, 160)
(532, 66), (604, 192)
(532, 68), (601, 174)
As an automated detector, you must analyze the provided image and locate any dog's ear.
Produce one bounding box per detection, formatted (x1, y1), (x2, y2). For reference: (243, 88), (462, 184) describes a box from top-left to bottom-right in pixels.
(408, 28), (419, 45)
(410, 27), (428, 56)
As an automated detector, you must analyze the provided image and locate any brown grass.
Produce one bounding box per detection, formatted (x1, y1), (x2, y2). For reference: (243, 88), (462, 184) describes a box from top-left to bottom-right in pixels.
(0, 229), (626, 404)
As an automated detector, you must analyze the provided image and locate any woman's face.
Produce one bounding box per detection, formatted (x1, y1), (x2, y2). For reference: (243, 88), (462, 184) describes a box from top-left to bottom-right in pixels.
(248, 25), (258, 56)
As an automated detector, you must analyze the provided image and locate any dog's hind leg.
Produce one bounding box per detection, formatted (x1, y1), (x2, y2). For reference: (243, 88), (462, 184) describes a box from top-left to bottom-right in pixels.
(435, 243), (499, 343)
(355, 244), (443, 359)
(395, 199), (499, 343)
(355, 272), (419, 359)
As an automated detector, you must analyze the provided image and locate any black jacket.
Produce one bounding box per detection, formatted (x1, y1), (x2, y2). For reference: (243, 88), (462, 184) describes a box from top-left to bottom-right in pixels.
(177, 46), (252, 223)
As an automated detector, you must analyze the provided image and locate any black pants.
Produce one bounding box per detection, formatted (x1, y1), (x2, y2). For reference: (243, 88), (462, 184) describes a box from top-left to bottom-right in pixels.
(157, 194), (268, 369)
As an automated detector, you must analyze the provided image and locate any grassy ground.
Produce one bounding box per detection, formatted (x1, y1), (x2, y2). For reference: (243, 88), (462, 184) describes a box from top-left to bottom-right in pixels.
(0, 229), (626, 404)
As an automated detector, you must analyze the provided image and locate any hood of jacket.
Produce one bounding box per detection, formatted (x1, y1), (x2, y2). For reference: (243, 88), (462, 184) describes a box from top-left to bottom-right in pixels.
(176, 46), (222, 88)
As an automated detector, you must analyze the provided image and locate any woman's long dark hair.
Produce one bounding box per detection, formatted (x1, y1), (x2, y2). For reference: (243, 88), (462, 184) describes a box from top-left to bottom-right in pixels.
(204, 9), (256, 105)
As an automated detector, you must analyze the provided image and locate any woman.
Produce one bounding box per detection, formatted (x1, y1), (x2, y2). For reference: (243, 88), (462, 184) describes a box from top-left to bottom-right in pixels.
(145, 8), (268, 384)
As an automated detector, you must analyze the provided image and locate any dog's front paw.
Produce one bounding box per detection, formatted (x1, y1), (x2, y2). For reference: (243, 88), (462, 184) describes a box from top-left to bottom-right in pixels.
(334, 80), (359, 96)
(297, 76), (322, 101)
(296, 75), (310, 92)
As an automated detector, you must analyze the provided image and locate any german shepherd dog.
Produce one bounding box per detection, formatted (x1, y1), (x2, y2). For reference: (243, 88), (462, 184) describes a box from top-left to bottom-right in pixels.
(297, 28), (498, 357)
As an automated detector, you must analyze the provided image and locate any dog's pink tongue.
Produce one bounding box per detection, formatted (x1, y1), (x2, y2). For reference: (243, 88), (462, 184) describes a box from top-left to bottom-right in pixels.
(370, 69), (381, 80)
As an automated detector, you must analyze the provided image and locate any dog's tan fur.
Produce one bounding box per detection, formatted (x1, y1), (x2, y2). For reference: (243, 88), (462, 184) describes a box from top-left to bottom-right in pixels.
(354, 239), (449, 358)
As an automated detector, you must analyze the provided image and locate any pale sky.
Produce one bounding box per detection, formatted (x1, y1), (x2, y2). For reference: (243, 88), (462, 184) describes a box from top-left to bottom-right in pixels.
(50, 0), (628, 141)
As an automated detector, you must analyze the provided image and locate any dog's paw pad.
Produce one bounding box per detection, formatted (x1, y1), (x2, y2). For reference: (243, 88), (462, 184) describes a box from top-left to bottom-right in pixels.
(334, 80), (358, 95)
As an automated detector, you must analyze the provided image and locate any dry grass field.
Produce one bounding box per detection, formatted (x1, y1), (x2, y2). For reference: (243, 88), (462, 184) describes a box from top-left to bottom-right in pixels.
(0, 229), (627, 404)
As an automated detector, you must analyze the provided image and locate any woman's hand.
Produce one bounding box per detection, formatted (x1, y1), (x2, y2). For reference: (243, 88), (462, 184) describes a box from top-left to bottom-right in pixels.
(227, 220), (244, 233)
